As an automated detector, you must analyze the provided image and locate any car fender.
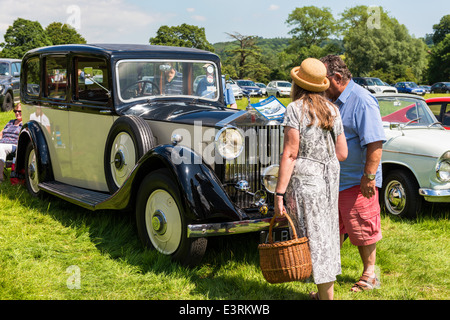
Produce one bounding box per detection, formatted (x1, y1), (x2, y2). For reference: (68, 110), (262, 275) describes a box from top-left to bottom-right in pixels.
(15, 121), (54, 183)
(132, 144), (244, 222)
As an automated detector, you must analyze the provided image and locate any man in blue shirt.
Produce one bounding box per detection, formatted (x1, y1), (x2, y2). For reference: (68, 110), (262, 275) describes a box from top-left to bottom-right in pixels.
(321, 55), (386, 293)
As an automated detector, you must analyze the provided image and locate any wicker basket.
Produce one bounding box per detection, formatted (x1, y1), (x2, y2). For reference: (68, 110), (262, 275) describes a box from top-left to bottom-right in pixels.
(258, 213), (312, 284)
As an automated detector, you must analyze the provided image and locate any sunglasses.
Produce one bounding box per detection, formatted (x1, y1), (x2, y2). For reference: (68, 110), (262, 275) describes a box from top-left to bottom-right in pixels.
(14, 110), (22, 114)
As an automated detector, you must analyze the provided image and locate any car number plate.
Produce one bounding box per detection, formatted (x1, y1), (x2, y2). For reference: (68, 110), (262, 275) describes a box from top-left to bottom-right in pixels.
(260, 228), (290, 244)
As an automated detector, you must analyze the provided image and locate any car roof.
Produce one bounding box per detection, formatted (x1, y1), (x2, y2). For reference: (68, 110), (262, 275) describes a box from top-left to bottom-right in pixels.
(23, 44), (219, 62)
(0, 58), (21, 63)
(426, 97), (450, 103)
(374, 93), (426, 101)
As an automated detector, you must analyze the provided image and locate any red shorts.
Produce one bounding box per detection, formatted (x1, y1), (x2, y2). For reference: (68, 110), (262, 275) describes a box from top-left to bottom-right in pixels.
(338, 185), (382, 246)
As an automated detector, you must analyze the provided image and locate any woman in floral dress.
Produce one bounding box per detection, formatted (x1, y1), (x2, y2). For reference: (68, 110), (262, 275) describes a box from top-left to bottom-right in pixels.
(275, 58), (348, 300)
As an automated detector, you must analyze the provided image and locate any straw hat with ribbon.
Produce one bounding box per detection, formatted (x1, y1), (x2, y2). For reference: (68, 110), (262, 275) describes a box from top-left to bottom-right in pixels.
(290, 58), (330, 93)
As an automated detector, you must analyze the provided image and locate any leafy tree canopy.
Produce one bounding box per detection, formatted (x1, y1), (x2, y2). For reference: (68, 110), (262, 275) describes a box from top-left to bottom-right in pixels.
(45, 22), (86, 45)
(432, 14), (450, 45)
(149, 24), (214, 52)
(0, 18), (52, 59)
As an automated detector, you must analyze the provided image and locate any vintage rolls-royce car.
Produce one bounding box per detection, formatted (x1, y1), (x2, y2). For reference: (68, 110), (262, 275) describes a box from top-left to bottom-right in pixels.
(377, 94), (450, 218)
(16, 44), (285, 266)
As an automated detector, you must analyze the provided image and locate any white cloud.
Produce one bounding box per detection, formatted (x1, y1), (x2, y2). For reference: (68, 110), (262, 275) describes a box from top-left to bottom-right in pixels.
(0, 0), (174, 44)
(268, 4), (280, 11)
(186, 8), (195, 13)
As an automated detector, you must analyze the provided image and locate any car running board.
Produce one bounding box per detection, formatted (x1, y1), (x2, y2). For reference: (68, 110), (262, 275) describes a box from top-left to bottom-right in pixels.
(38, 181), (124, 211)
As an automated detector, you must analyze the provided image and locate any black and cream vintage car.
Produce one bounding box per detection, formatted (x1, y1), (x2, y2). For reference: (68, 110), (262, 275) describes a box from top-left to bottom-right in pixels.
(16, 44), (285, 265)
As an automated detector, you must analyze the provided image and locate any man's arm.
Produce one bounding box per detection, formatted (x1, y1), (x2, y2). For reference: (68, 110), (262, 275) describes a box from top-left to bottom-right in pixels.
(360, 141), (383, 199)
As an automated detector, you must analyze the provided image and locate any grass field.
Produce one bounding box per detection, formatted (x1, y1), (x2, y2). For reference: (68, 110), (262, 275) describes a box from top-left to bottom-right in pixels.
(0, 95), (449, 301)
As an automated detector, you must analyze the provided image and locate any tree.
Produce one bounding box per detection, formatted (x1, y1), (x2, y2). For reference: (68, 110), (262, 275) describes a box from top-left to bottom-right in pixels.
(222, 32), (271, 82)
(341, 6), (428, 83)
(0, 18), (52, 59)
(45, 22), (86, 45)
(149, 24), (214, 52)
(285, 6), (339, 67)
(432, 14), (450, 45)
(286, 6), (337, 47)
(428, 34), (450, 83)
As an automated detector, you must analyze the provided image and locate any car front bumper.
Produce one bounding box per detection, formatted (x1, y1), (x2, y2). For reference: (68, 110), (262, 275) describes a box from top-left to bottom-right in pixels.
(187, 217), (288, 238)
(419, 188), (450, 202)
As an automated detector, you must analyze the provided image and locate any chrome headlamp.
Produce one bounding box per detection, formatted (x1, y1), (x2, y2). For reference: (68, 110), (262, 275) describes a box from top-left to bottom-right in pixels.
(437, 151), (450, 182)
(261, 165), (279, 194)
(214, 126), (244, 160)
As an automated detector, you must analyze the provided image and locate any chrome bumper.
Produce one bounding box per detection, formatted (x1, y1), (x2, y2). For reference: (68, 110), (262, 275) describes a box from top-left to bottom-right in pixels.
(187, 217), (288, 238)
(419, 188), (450, 202)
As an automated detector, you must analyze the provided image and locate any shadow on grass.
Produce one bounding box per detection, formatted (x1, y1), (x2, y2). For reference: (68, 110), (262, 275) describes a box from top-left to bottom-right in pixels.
(1, 182), (310, 299)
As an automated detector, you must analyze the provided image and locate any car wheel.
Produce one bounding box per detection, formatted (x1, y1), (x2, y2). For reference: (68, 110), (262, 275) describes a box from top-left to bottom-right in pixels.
(136, 169), (207, 266)
(104, 116), (154, 193)
(381, 170), (422, 218)
(2, 92), (13, 111)
(24, 141), (42, 197)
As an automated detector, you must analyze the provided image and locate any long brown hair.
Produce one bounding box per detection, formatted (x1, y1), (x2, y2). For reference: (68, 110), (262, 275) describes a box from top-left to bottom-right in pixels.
(290, 81), (336, 131)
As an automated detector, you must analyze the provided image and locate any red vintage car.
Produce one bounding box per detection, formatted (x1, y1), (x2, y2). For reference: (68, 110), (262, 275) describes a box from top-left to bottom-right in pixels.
(426, 97), (450, 130)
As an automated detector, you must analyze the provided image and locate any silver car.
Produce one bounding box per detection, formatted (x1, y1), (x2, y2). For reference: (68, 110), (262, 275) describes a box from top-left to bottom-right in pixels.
(266, 80), (291, 97)
(377, 94), (450, 218)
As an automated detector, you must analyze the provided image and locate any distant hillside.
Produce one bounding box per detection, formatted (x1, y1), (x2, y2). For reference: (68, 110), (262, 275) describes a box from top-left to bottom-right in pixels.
(213, 37), (290, 60)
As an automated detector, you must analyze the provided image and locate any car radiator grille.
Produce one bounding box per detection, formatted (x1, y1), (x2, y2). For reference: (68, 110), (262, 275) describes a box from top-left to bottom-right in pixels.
(220, 125), (284, 210)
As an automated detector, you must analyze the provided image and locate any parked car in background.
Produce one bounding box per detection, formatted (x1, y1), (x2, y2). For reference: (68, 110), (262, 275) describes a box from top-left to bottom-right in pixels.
(353, 77), (398, 93)
(377, 94), (450, 218)
(394, 82), (426, 95)
(255, 82), (267, 96)
(266, 80), (291, 97)
(430, 82), (450, 94)
(0, 58), (21, 111)
(426, 97), (450, 129)
(235, 79), (262, 96)
(16, 44), (287, 267)
(226, 78), (243, 100)
(420, 85), (431, 94)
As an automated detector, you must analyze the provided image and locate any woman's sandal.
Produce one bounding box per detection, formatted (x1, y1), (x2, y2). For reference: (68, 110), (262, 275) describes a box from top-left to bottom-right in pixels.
(351, 274), (381, 292)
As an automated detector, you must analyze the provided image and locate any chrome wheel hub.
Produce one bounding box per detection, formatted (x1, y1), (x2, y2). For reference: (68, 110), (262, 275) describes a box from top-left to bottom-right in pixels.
(385, 180), (406, 215)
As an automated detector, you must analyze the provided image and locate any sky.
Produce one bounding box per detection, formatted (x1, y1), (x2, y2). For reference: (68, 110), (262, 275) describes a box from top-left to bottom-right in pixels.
(0, 0), (449, 45)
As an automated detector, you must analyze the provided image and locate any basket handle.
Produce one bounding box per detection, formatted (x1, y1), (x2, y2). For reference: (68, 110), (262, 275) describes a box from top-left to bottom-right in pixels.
(267, 212), (298, 244)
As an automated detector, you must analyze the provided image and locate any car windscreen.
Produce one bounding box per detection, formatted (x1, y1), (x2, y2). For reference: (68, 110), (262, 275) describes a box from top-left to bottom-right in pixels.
(277, 82), (291, 87)
(0, 62), (10, 75)
(379, 97), (440, 127)
(116, 60), (220, 102)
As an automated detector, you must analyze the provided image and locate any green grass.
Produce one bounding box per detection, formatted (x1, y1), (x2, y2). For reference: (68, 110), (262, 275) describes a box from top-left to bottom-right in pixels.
(0, 101), (449, 300)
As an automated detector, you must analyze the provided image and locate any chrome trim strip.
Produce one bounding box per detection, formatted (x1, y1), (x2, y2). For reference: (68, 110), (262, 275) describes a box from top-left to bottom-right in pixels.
(383, 149), (438, 159)
(187, 217), (288, 238)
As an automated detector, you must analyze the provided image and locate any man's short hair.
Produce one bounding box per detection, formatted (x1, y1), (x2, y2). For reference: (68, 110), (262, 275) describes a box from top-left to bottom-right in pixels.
(320, 55), (352, 82)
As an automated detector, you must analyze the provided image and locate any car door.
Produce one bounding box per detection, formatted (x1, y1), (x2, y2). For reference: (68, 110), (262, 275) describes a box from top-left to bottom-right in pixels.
(67, 55), (115, 192)
(39, 55), (71, 182)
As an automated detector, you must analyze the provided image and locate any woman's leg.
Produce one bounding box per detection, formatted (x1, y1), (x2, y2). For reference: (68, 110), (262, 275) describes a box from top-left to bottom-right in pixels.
(316, 281), (334, 300)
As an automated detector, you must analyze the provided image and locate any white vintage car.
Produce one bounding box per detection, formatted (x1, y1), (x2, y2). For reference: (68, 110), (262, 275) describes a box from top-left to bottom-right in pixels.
(377, 94), (450, 218)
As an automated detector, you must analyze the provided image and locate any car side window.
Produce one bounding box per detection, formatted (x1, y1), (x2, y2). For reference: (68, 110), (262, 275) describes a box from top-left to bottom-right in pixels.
(11, 62), (19, 75)
(428, 103), (442, 119)
(74, 57), (110, 103)
(443, 104), (450, 126)
(25, 57), (40, 97)
(45, 56), (67, 100)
